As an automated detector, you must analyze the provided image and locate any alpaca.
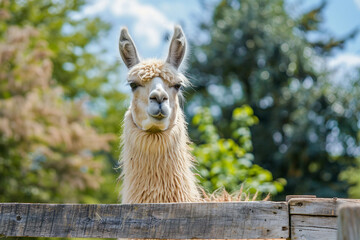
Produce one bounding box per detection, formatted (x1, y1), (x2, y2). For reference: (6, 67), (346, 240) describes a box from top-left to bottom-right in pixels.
(118, 26), (270, 240)
(119, 25), (201, 204)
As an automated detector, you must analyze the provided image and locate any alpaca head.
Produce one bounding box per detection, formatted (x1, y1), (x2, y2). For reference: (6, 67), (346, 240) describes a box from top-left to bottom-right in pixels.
(119, 26), (188, 132)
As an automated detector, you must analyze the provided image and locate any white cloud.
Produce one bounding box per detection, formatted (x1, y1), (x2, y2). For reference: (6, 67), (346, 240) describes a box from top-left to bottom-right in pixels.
(111, 0), (173, 48)
(354, 0), (360, 9)
(328, 53), (360, 68)
(82, 0), (174, 49)
(83, 0), (110, 15)
(327, 53), (360, 84)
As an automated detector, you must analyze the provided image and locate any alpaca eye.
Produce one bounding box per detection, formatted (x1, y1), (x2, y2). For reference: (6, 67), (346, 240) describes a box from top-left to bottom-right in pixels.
(172, 84), (182, 91)
(129, 82), (140, 91)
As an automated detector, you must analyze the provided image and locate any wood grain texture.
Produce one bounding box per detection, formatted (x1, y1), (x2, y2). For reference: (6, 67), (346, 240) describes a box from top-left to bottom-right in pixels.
(337, 204), (360, 240)
(285, 195), (316, 202)
(291, 215), (337, 240)
(0, 202), (289, 239)
(289, 198), (360, 216)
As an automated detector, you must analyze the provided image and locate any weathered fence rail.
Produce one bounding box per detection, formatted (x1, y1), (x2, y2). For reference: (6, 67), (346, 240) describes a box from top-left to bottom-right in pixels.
(0, 202), (289, 239)
(0, 197), (359, 239)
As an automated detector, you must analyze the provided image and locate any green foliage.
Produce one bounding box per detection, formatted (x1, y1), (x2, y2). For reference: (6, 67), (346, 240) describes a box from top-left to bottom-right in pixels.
(0, 0), (125, 205)
(0, 24), (109, 203)
(1, 0), (128, 160)
(340, 156), (360, 199)
(192, 105), (285, 195)
(337, 72), (360, 198)
(189, 0), (360, 198)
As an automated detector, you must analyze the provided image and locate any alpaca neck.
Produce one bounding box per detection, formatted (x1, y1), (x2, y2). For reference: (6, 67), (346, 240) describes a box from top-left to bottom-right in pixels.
(120, 110), (200, 203)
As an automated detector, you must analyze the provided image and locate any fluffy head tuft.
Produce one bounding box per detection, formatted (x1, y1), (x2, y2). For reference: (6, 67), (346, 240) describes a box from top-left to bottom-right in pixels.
(128, 59), (189, 86)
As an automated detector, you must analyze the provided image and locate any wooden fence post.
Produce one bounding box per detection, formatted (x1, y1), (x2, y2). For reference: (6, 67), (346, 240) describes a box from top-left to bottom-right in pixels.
(289, 198), (360, 240)
(337, 204), (360, 240)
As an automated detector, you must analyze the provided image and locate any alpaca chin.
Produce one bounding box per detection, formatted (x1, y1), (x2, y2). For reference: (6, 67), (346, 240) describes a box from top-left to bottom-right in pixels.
(141, 116), (170, 132)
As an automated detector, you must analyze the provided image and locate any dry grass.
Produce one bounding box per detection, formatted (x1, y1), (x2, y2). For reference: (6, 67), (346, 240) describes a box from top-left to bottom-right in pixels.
(201, 184), (271, 202)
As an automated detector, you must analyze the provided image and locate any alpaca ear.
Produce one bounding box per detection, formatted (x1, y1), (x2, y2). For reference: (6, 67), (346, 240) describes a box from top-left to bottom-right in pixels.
(119, 27), (140, 69)
(166, 25), (186, 69)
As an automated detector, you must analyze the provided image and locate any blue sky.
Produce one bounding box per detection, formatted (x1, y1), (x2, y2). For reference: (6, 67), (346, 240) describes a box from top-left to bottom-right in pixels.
(81, 0), (360, 76)
(319, 0), (360, 54)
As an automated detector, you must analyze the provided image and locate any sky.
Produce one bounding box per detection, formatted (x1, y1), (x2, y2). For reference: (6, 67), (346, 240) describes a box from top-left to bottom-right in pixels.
(80, 0), (360, 78)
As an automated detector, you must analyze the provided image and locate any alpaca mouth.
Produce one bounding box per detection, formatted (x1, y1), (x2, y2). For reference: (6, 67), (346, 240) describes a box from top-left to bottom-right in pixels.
(148, 107), (168, 120)
(150, 113), (167, 120)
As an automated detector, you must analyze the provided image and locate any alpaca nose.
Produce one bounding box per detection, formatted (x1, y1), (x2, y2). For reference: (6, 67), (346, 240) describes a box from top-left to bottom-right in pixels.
(149, 90), (168, 104)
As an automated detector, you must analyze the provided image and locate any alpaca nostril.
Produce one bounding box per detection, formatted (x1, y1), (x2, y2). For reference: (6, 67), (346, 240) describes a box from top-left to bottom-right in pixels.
(149, 95), (168, 104)
(149, 96), (161, 103)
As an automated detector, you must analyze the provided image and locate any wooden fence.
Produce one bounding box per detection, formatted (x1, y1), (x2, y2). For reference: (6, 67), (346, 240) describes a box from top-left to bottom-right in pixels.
(0, 196), (359, 239)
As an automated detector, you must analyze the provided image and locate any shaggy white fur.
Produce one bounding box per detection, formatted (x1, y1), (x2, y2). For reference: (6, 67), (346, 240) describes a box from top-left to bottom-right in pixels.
(120, 109), (200, 203)
(119, 26), (200, 204)
(128, 59), (189, 86)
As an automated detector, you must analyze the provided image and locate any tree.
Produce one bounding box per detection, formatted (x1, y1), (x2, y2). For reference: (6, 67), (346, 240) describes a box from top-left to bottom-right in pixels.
(0, 0), (127, 204)
(188, 0), (359, 198)
(192, 105), (285, 196)
(338, 69), (360, 198)
(2, 0), (128, 163)
(0, 24), (111, 203)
